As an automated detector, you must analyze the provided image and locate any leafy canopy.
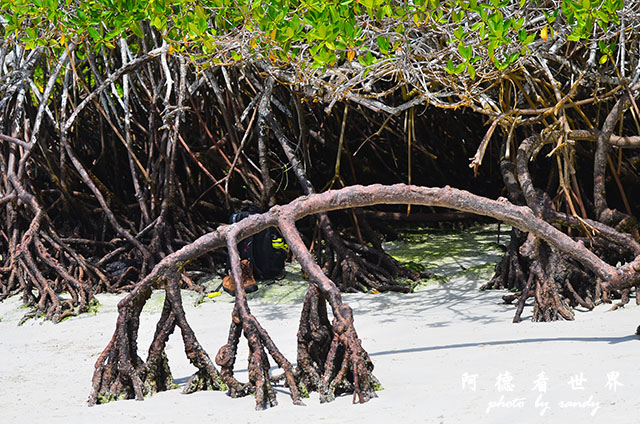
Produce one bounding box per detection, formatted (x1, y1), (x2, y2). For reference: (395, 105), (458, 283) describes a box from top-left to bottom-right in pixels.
(0, 0), (623, 74)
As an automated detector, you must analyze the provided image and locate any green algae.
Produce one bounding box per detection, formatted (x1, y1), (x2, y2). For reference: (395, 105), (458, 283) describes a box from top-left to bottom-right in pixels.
(195, 224), (509, 301)
(383, 223), (509, 289)
(86, 297), (101, 315)
(298, 384), (310, 398)
(141, 290), (168, 313)
(96, 392), (128, 404)
(57, 298), (101, 323)
(244, 262), (309, 304)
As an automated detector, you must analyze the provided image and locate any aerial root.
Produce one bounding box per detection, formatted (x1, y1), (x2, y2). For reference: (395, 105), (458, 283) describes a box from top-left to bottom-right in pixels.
(216, 305), (303, 410)
(319, 304), (379, 403)
(89, 271), (227, 406)
(88, 284), (152, 405)
(294, 280), (379, 404)
(278, 214), (381, 404)
(319, 221), (413, 293)
(164, 270), (226, 393)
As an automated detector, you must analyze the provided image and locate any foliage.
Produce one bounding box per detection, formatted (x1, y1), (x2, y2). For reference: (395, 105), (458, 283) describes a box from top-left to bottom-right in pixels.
(0, 0), (624, 74)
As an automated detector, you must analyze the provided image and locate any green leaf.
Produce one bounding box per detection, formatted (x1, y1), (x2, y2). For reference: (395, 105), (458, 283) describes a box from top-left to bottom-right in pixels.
(317, 24), (327, 39)
(152, 15), (167, 31)
(445, 59), (455, 74)
(454, 62), (466, 74)
(452, 9), (463, 23)
(457, 42), (472, 60)
(376, 36), (389, 54)
(596, 9), (609, 23)
(468, 63), (476, 79)
(358, 50), (375, 66)
(87, 27), (100, 41)
(514, 17), (524, 31)
(203, 37), (216, 52)
(285, 25), (294, 38)
(567, 32), (582, 41)
(104, 29), (120, 41)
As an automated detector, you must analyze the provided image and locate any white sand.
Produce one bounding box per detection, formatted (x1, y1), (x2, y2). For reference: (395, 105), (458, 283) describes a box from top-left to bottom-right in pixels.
(1, 272), (639, 424)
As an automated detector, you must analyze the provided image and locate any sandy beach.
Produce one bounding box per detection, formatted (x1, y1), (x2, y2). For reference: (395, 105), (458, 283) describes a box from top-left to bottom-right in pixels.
(1, 226), (639, 423)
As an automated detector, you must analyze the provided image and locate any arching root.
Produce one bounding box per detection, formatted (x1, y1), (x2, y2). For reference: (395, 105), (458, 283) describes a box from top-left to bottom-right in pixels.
(215, 302), (303, 410)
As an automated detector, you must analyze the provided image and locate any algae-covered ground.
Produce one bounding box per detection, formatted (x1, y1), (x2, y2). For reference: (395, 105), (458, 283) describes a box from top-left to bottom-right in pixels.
(383, 223), (508, 288)
(191, 223), (509, 307)
(0, 223), (510, 321)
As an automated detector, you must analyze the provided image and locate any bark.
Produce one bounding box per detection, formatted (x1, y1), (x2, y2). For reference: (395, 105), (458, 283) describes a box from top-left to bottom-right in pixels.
(593, 84), (640, 219)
